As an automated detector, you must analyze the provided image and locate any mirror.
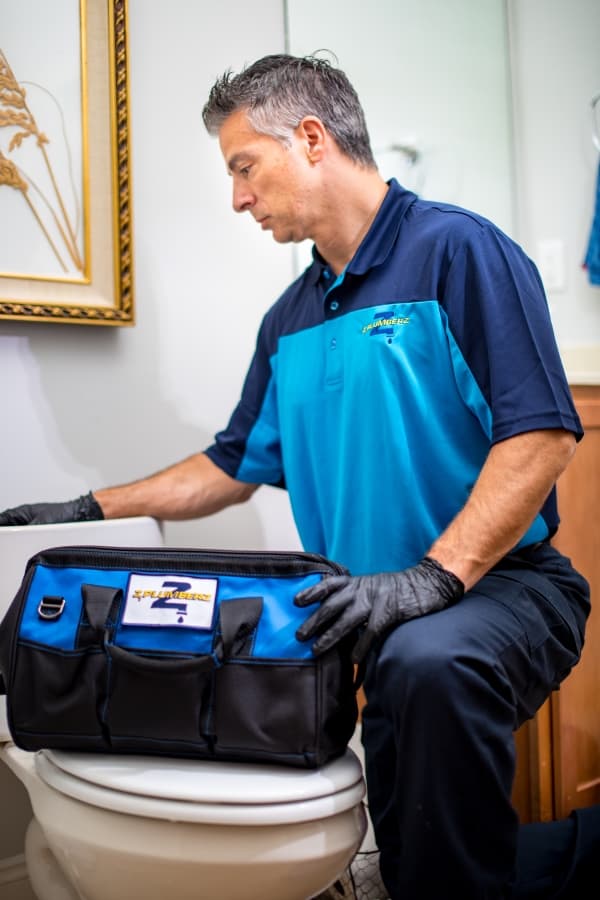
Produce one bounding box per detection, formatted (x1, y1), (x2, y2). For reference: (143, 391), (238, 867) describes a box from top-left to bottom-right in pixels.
(286, 0), (514, 272)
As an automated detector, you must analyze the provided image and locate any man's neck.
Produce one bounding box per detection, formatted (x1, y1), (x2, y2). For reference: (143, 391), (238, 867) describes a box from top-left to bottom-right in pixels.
(314, 171), (389, 275)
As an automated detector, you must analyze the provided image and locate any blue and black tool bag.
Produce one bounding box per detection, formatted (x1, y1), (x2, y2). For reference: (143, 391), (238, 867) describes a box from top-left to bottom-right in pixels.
(0, 545), (358, 768)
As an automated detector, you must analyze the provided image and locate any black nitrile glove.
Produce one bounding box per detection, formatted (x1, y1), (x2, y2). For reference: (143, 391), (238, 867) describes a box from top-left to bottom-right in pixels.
(295, 556), (464, 663)
(0, 491), (104, 526)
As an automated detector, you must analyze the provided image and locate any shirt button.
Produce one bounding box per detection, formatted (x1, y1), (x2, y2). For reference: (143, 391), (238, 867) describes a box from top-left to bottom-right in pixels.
(330, 300), (339, 311)
(323, 268), (331, 279)
(330, 338), (337, 349)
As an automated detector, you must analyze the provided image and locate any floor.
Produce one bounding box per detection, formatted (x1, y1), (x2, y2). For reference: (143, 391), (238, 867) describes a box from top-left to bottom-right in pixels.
(320, 730), (389, 900)
(0, 863), (37, 900)
(312, 851), (388, 900)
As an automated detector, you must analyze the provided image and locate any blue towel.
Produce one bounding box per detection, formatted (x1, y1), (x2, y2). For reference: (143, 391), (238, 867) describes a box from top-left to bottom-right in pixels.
(583, 159), (600, 285)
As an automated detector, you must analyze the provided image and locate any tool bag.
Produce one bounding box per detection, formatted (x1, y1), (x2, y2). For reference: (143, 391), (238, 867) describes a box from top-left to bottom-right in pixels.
(0, 545), (358, 768)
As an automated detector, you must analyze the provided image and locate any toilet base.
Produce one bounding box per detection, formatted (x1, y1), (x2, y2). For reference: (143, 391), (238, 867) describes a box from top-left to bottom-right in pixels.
(24, 791), (366, 900)
(25, 818), (79, 900)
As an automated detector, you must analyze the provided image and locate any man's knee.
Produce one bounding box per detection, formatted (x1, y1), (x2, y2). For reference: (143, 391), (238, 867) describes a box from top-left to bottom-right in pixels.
(368, 613), (511, 717)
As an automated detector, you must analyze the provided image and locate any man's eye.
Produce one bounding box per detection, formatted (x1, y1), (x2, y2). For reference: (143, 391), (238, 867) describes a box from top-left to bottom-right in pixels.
(240, 166), (251, 177)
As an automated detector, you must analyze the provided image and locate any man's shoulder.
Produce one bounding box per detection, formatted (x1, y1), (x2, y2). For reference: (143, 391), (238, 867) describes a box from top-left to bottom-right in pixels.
(403, 195), (523, 263)
(408, 195), (492, 236)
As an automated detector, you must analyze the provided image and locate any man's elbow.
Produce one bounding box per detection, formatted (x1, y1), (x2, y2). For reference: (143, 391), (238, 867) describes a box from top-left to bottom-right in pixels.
(235, 481), (260, 504)
(555, 429), (578, 474)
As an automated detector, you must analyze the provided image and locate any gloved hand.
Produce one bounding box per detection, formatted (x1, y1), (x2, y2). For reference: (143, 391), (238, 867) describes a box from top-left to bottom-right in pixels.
(295, 556), (464, 663)
(0, 492), (104, 526)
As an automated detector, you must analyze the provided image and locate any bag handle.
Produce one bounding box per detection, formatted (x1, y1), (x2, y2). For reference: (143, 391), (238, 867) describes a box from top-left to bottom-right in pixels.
(83, 584), (216, 674)
(216, 596), (263, 661)
(82, 583), (122, 639)
(83, 586), (264, 672)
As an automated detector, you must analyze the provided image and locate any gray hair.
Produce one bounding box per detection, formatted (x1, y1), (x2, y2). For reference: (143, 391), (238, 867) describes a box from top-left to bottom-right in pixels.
(202, 53), (376, 168)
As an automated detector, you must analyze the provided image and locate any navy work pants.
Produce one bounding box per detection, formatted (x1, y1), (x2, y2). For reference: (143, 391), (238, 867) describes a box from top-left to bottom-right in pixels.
(360, 542), (590, 899)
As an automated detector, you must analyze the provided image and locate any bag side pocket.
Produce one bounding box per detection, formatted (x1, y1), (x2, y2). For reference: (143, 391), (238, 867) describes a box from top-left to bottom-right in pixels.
(105, 644), (215, 754)
(213, 661), (320, 766)
(9, 643), (107, 751)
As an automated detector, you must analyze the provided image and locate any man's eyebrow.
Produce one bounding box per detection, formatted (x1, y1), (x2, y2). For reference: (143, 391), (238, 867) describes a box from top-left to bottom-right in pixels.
(227, 153), (249, 173)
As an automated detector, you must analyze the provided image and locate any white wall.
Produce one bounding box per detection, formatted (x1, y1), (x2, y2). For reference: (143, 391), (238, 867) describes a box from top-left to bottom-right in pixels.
(508, 0), (600, 381)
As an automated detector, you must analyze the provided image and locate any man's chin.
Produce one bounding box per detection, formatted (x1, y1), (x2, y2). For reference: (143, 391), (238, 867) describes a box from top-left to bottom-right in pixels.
(271, 231), (293, 244)
(270, 227), (306, 245)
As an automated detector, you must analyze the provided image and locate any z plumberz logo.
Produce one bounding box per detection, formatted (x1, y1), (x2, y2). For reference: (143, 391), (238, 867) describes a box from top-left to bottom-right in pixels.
(122, 573), (218, 629)
(362, 308), (410, 342)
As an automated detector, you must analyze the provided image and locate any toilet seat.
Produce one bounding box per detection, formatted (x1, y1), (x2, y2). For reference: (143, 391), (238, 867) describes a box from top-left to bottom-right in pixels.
(35, 748), (365, 826)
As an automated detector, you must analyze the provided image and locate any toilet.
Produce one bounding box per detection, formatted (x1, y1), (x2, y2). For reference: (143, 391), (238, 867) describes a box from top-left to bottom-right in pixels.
(0, 518), (367, 900)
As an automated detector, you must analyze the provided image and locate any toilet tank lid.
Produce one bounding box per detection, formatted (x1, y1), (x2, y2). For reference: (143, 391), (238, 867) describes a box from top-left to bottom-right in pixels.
(38, 747), (364, 805)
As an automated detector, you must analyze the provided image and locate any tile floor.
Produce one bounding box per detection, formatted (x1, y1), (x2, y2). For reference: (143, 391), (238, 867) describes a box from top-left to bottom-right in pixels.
(311, 730), (390, 900)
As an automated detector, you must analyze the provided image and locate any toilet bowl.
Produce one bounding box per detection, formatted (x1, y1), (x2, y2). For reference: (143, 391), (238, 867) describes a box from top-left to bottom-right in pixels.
(2, 743), (366, 900)
(0, 519), (367, 900)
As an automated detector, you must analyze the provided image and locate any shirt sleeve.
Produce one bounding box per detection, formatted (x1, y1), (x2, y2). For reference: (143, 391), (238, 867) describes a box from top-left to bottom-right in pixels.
(204, 315), (285, 487)
(441, 223), (583, 445)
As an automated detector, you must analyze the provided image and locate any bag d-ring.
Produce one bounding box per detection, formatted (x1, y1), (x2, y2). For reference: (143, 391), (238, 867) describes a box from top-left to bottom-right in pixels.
(37, 596), (65, 620)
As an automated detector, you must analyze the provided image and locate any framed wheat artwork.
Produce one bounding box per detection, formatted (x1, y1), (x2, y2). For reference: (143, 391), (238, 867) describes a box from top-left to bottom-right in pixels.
(0, 0), (134, 325)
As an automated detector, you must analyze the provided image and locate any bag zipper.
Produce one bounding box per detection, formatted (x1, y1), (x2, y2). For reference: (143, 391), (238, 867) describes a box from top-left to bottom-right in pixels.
(26, 545), (349, 577)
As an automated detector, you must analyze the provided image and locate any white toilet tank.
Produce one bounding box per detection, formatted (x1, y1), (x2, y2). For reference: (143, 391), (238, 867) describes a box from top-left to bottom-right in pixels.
(0, 517), (164, 741)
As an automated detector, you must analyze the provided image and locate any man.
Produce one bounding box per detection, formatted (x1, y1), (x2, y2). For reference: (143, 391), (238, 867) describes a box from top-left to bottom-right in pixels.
(0, 55), (594, 898)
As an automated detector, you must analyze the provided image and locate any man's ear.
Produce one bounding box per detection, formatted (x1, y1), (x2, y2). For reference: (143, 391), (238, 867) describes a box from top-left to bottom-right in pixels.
(297, 116), (327, 163)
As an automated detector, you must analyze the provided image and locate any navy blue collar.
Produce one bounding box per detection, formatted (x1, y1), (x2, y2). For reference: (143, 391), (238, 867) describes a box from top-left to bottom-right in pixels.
(307, 179), (418, 285)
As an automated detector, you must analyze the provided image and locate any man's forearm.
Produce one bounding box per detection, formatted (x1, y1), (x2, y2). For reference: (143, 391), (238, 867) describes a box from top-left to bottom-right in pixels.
(94, 452), (257, 521)
(428, 429), (576, 591)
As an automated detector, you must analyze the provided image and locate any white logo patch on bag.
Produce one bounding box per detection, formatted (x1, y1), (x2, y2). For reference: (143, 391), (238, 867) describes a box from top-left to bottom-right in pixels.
(122, 573), (218, 629)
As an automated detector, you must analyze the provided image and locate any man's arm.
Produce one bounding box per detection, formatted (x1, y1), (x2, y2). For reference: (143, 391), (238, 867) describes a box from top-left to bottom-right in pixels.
(296, 428), (577, 661)
(428, 428), (576, 590)
(94, 452), (258, 520)
(0, 452), (258, 526)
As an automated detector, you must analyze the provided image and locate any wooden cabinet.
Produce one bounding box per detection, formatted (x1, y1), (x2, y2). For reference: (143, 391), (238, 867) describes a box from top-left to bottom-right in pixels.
(512, 385), (600, 822)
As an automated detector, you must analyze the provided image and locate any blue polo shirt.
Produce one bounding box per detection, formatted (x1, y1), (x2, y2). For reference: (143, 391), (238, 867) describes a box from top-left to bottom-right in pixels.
(205, 180), (582, 575)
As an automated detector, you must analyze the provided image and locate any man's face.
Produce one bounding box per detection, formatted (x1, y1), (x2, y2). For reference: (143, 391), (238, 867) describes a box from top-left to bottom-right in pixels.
(218, 109), (318, 244)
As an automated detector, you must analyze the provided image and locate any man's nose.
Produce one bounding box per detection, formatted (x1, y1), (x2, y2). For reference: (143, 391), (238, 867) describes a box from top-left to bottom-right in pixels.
(232, 182), (254, 213)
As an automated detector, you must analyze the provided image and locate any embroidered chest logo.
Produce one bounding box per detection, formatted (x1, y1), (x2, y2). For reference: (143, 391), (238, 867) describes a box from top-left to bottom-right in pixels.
(362, 309), (410, 342)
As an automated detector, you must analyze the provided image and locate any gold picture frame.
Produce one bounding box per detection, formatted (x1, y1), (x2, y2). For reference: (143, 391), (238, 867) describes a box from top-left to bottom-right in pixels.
(0, 0), (134, 325)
